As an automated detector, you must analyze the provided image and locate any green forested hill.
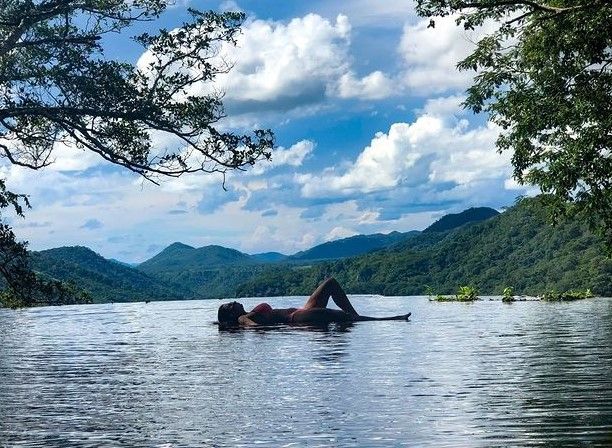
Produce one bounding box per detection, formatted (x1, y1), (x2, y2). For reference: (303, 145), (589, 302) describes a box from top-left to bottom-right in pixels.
(30, 245), (261, 302)
(137, 242), (257, 274)
(289, 231), (420, 261)
(235, 198), (612, 297)
(135, 243), (267, 299)
(31, 246), (183, 303)
(423, 207), (500, 233)
(132, 230), (426, 297)
(252, 252), (287, 262)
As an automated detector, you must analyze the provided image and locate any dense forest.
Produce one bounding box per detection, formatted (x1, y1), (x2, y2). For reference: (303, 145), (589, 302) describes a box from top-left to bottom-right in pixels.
(235, 198), (612, 297)
(17, 198), (612, 304)
(31, 247), (183, 303)
(422, 207), (499, 233)
(289, 230), (420, 261)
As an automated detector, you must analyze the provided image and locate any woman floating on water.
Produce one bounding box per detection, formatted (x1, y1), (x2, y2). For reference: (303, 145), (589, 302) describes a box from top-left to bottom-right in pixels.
(217, 277), (411, 327)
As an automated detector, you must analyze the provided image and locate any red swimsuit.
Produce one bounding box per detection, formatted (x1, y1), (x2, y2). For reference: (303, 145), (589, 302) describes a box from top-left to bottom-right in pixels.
(251, 303), (301, 323)
(251, 303), (273, 314)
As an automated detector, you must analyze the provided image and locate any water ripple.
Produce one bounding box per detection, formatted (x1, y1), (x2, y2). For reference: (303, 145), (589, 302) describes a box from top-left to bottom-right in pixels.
(1, 297), (611, 447)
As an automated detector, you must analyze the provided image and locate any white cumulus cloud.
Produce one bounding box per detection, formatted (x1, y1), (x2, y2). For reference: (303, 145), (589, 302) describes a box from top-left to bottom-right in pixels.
(335, 71), (395, 100)
(300, 114), (443, 197)
(399, 16), (498, 94)
(211, 14), (352, 113)
(251, 140), (314, 175)
(421, 94), (466, 116)
(137, 12), (404, 120)
(298, 96), (514, 202)
(325, 226), (358, 241)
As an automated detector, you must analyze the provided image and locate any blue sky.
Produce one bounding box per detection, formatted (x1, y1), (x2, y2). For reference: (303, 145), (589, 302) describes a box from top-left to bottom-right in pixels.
(5, 0), (532, 262)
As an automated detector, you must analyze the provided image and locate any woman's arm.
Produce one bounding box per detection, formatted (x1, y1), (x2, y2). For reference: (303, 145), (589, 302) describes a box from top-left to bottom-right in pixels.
(237, 312), (277, 326)
(237, 314), (260, 326)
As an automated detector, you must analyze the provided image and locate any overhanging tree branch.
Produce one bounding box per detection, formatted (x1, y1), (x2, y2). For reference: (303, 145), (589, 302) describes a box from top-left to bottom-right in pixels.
(453, 1), (599, 14)
(0, 5), (273, 180)
(416, 0), (612, 251)
(0, 1), (275, 306)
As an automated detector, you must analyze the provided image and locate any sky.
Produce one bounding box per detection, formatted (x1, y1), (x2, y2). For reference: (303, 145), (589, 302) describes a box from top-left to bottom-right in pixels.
(4, 0), (533, 263)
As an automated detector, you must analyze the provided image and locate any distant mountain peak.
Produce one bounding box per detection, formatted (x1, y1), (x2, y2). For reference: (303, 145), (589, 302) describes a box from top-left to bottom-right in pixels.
(424, 207), (500, 233)
(138, 242), (255, 274)
(38, 245), (102, 260)
(251, 252), (287, 262)
(289, 230), (420, 261)
(109, 258), (138, 268)
(165, 242), (195, 251)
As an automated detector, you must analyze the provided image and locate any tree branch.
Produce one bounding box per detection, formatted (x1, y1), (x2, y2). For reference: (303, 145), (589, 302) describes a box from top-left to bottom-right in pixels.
(12, 35), (101, 49)
(455, 0), (602, 14)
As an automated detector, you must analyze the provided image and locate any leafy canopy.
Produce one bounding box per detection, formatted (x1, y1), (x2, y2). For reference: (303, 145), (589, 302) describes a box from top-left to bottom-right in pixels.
(415, 0), (612, 249)
(0, 0), (274, 182)
(0, 222), (92, 307)
(0, 0), (274, 306)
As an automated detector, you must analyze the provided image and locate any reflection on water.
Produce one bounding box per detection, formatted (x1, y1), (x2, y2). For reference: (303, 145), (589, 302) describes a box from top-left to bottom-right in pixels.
(0, 297), (611, 447)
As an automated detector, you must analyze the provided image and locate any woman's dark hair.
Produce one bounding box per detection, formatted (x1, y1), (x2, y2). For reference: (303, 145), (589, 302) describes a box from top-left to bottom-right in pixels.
(217, 302), (242, 325)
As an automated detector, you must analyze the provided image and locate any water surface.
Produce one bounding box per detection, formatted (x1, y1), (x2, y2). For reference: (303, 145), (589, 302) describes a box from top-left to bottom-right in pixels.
(1, 296), (611, 447)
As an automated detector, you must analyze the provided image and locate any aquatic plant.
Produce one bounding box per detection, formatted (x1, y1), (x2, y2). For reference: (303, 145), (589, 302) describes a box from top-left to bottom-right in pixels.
(425, 285), (454, 302)
(502, 287), (515, 303)
(430, 294), (453, 302)
(456, 285), (479, 302)
(540, 289), (595, 301)
(430, 285), (479, 302)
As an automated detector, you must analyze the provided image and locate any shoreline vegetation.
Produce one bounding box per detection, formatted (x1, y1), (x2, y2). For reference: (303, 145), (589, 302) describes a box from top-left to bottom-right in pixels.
(428, 285), (597, 303)
(540, 289), (595, 302)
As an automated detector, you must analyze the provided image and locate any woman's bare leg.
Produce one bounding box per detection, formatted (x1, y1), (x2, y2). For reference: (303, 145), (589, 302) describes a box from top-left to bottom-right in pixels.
(302, 277), (358, 316)
(290, 308), (411, 324)
(354, 313), (411, 321)
(290, 308), (353, 324)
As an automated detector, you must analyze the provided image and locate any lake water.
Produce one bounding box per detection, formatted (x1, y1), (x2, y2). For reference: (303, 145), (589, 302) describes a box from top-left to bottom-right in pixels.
(1, 296), (611, 447)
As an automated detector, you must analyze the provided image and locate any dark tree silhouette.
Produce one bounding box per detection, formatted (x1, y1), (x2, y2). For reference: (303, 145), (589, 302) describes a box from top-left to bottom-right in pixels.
(0, 2), (273, 181)
(0, 1), (274, 306)
(416, 0), (612, 250)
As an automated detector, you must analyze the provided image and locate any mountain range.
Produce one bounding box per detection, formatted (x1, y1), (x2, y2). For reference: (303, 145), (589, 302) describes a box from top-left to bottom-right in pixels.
(236, 199), (611, 297)
(31, 246), (182, 303)
(28, 201), (612, 303)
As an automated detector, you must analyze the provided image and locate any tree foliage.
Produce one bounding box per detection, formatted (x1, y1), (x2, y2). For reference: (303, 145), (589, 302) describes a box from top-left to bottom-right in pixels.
(0, 1), (274, 306)
(0, 1), (273, 180)
(0, 179), (90, 307)
(0, 223), (92, 307)
(415, 0), (612, 249)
